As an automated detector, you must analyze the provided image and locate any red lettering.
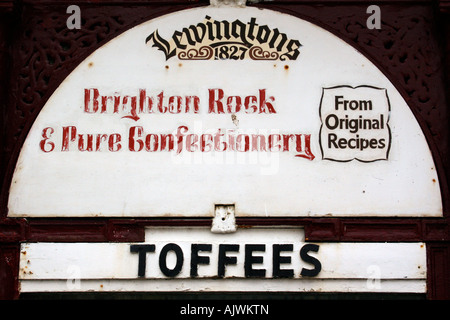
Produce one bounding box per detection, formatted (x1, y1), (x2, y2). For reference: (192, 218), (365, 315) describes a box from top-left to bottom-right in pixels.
(139, 89), (146, 113)
(113, 96), (121, 113)
(251, 134), (267, 151)
(160, 134), (174, 151)
(259, 89), (276, 113)
(201, 134), (213, 152)
(268, 134), (281, 151)
(175, 126), (189, 154)
(145, 134), (159, 152)
(186, 134), (198, 152)
(129, 126), (144, 152)
(78, 134), (94, 152)
(186, 96), (200, 113)
(227, 96), (241, 113)
(168, 96), (182, 114)
(236, 134), (250, 152)
(109, 134), (122, 152)
(244, 96), (258, 113)
(214, 129), (227, 151)
(295, 134), (315, 161)
(84, 89), (99, 113)
(62, 126), (77, 151)
(139, 89), (156, 114)
(208, 88), (276, 114)
(95, 134), (108, 151)
(101, 96), (112, 113)
(157, 91), (167, 113)
(121, 96), (140, 121)
(62, 126), (122, 152)
(208, 88), (225, 113)
(282, 134), (295, 152)
(40, 127), (55, 152)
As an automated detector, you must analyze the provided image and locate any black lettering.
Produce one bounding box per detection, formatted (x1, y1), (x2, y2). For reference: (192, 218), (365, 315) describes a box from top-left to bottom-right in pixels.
(256, 25), (270, 43)
(328, 133), (338, 148)
(247, 17), (258, 40)
(130, 244), (155, 277)
(272, 244), (294, 278)
(159, 243), (184, 277)
(284, 39), (301, 60)
(244, 244), (266, 278)
(370, 138), (378, 149)
(325, 114), (339, 130)
(172, 30), (187, 50)
(190, 243), (212, 277)
(338, 137), (348, 149)
(218, 244), (239, 277)
(231, 19), (249, 46)
(181, 27), (196, 46)
(360, 138), (369, 150)
(269, 28), (287, 51)
(335, 95), (344, 110)
(300, 244), (321, 277)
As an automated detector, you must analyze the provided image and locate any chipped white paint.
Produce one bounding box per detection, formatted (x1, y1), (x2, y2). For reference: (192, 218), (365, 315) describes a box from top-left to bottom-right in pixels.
(210, 0), (246, 7)
(7, 7), (442, 218)
(211, 204), (236, 233)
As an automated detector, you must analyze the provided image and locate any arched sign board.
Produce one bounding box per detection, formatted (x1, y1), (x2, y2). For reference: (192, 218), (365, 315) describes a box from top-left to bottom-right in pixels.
(10, 6), (440, 295)
(7, 7), (442, 218)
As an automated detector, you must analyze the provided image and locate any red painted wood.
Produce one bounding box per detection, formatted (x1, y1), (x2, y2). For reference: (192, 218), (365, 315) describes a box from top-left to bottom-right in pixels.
(0, 244), (20, 300)
(427, 243), (450, 300)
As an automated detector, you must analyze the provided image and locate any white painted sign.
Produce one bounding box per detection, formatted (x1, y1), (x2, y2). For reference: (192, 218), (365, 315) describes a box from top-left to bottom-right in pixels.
(8, 6), (442, 217)
(19, 227), (426, 293)
(319, 85), (391, 162)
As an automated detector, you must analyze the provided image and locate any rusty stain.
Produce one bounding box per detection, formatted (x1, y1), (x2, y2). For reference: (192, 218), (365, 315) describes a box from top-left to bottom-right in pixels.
(165, 65), (169, 70)
(284, 65), (289, 70)
(21, 251), (26, 255)
(178, 63), (183, 67)
(432, 179), (436, 183)
(238, 225), (253, 229)
(88, 62), (93, 68)
(231, 114), (239, 126)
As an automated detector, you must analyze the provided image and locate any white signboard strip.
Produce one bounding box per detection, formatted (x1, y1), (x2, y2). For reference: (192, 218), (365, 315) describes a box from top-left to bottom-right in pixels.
(19, 228), (426, 293)
(20, 279), (426, 294)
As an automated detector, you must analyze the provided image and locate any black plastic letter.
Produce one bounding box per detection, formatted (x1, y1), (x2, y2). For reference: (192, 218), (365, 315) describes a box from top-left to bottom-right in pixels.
(190, 243), (212, 277)
(273, 244), (294, 278)
(245, 244), (266, 277)
(218, 244), (239, 277)
(300, 244), (321, 277)
(159, 243), (184, 277)
(130, 244), (155, 277)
